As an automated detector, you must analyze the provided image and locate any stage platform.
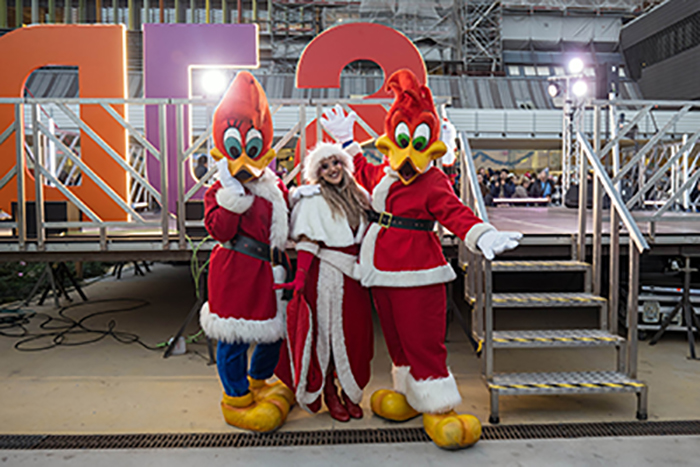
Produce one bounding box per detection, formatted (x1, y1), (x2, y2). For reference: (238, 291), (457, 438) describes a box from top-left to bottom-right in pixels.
(2, 206), (700, 263)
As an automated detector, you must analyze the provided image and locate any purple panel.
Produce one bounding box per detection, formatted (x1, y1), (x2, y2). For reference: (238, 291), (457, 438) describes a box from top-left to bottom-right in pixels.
(144, 24), (258, 213)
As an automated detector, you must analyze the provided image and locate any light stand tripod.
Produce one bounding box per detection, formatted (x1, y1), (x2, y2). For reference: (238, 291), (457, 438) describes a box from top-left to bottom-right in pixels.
(23, 262), (88, 308)
(163, 262), (215, 364)
(649, 257), (700, 359)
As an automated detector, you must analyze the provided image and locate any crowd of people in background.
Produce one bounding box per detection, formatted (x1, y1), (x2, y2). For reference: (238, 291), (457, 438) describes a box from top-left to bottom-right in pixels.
(476, 167), (561, 207)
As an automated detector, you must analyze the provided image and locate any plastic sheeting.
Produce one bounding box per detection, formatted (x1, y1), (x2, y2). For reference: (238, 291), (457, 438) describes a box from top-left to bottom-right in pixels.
(502, 0), (645, 11)
(502, 15), (621, 49)
(359, 0), (453, 17)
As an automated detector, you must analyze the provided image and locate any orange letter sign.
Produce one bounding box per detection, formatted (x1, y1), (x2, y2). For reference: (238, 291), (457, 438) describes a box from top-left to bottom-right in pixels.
(0, 25), (128, 221)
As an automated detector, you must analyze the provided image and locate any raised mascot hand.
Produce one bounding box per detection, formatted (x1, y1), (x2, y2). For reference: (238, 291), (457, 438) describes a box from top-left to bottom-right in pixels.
(217, 158), (245, 195)
(320, 104), (357, 145)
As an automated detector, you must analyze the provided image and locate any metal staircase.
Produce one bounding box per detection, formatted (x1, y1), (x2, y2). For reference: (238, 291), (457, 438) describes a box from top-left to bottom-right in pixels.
(457, 126), (650, 424)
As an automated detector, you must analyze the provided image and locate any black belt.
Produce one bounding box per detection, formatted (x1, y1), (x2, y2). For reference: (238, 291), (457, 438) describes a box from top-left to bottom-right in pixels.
(221, 235), (293, 283)
(367, 210), (436, 231)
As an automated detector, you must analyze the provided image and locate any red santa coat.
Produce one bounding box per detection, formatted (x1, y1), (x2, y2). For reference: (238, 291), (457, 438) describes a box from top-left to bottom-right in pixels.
(348, 143), (494, 287)
(199, 169), (289, 344)
(349, 142), (495, 414)
(276, 190), (373, 412)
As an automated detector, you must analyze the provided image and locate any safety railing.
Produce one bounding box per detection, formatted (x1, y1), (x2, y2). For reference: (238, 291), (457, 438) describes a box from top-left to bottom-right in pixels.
(1, 95), (456, 255)
(576, 101), (650, 379)
(456, 131), (490, 356)
(568, 99), (700, 235)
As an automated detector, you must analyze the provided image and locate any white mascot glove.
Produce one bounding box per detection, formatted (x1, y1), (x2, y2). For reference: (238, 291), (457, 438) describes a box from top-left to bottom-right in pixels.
(216, 157), (245, 195)
(477, 230), (523, 261)
(320, 104), (357, 144)
(290, 184), (321, 204)
(441, 118), (457, 167)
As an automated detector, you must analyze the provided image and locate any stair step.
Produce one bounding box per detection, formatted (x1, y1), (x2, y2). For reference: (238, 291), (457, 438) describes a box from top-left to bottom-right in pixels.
(489, 371), (645, 396)
(491, 260), (591, 272)
(491, 292), (606, 308)
(493, 330), (624, 349)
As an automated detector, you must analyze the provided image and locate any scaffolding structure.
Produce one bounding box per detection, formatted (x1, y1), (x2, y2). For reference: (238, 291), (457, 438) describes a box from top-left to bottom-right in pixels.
(0, 0), (667, 74)
(461, 0), (502, 73)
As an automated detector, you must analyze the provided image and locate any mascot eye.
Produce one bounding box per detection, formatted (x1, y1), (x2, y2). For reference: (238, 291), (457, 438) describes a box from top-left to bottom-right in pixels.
(223, 127), (242, 159)
(412, 123), (431, 151)
(394, 122), (410, 149)
(245, 128), (263, 159)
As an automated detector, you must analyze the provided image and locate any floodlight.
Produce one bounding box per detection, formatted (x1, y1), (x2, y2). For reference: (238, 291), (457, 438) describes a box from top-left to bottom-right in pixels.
(572, 80), (588, 97)
(201, 70), (227, 96)
(568, 58), (584, 75)
(547, 83), (560, 98)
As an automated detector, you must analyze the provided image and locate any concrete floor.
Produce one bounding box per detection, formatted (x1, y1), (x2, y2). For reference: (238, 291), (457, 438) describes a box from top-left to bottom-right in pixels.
(1, 263), (699, 436)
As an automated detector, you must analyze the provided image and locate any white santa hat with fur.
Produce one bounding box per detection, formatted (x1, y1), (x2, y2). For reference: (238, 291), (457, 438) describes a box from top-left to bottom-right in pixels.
(302, 142), (354, 184)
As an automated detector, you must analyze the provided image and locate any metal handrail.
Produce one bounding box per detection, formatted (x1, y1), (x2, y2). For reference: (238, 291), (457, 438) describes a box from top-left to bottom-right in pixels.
(578, 132), (649, 253)
(457, 131), (488, 223)
(2, 95), (457, 253)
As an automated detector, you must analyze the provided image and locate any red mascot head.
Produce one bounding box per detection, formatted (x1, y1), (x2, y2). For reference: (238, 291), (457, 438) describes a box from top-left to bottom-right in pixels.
(210, 71), (275, 183)
(375, 69), (446, 185)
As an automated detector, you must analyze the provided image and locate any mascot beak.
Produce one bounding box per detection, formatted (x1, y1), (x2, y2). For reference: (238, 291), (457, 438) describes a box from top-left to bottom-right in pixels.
(210, 147), (277, 183)
(377, 135), (446, 185)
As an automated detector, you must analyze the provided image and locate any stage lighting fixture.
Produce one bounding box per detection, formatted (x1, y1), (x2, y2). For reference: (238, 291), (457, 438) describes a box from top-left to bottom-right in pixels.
(568, 58), (584, 75)
(572, 80), (588, 97)
(201, 70), (227, 96)
(547, 83), (560, 98)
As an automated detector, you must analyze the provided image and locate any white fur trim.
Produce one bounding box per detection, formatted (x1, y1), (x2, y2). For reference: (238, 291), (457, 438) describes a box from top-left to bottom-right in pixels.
(360, 169), (456, 287)
(294, 301), (316, 412)
(359, 223), (457, 287)
(317, 248), (360, 281)
(405, 370), (462, 414)
(464, 222), (496, 253)
(199, 301), (285, 344)
(303, 142), (354, 184)
(326, 260), (364, 404)
(199, 264), (287, 344)
(392, 365), (410, 394)
(295, 249), (365, 408)
(370, 169), (398, 212)
(296, 240), (320, 256)
(290, 193), (364, 247)
(215, 186), (254, 214)
(245, 168), (289, 251)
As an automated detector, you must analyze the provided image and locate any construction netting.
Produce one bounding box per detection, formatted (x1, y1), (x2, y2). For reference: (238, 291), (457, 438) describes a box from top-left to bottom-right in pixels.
(502, 0), (648, 11)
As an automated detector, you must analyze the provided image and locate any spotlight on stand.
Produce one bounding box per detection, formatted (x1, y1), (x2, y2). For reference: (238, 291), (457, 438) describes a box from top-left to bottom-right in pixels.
(568, 58), (584, 75)
(548, 82), (561, 98)
(201, 70), (228, 97)
(572, 80), (588, 98)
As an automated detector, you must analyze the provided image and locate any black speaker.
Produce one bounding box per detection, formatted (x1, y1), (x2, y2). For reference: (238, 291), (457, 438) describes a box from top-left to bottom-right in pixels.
(184, 201), (207, 238)
(596, 63), (620, 99)
(10, 201), (82, 238)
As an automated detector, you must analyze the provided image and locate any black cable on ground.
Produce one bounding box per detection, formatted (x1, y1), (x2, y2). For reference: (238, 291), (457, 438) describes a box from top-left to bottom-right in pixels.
(0, 299), (162, 352)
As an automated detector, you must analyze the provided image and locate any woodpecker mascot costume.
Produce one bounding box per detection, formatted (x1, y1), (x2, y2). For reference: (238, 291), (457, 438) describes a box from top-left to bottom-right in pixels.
(321, 69), (521, 449)
(199, 71), (294, 432)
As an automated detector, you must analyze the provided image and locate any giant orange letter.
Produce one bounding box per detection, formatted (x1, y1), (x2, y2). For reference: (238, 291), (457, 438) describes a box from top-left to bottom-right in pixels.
(0, 25), (128, 221)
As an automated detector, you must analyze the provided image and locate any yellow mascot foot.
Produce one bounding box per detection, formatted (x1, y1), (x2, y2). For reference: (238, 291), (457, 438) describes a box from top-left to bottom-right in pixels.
(221, 392), (291, 433)
(370, 389), (420, 422)
(248, 377), (296, 407)
(423, 411), (482, 450)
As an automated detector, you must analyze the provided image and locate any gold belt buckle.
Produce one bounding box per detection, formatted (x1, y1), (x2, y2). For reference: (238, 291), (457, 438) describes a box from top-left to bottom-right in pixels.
(378, 211), (393, 229)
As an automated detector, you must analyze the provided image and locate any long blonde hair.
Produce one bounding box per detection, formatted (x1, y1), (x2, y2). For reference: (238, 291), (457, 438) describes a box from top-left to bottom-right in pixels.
(319, 170), (369, 230)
